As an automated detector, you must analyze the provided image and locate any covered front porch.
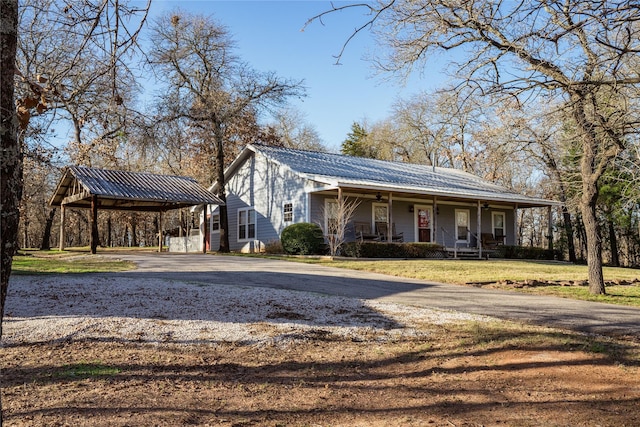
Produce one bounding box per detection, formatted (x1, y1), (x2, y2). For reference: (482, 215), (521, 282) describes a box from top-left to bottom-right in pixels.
(311, 186), (557, 259)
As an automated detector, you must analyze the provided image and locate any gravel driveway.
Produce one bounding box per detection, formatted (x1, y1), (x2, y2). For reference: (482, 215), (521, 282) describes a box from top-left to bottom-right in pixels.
(109, 253), (640, 338)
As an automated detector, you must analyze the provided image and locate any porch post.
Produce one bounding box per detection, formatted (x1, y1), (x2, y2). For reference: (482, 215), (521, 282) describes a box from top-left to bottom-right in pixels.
(59, 205), (66, 251)
(477, 200), (482, 259)
(433, 196), (438, 245)
(547, 205), (554, 251)
(514, 203), (519, 245)
(387, 192), (393, 242)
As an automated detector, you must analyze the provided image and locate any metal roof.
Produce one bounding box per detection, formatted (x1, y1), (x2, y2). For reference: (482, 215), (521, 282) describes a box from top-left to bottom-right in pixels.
(50, 166), (224, 211)
(247, 144), (557, 208)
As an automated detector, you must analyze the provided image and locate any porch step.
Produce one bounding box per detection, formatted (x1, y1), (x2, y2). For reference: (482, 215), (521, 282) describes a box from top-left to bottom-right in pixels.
(445, 247), (492, 259)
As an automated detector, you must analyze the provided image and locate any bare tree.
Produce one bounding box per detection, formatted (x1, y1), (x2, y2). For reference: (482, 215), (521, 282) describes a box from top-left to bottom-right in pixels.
(269, 107), (325, 151)
(322, 196), (360, 257)
(149, 10), (305, 252)
(17, 0), (149, 168)
(309, 1), (640, 294)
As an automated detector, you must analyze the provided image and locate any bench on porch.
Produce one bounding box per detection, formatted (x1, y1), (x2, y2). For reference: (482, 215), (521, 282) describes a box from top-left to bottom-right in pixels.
(355, 221), (380, 242)
(375, 222), (404, 243)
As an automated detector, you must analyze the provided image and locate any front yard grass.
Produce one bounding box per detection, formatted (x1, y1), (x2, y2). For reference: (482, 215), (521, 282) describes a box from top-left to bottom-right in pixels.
(11, 249), (134, 274)
(290, 258), (640, 307)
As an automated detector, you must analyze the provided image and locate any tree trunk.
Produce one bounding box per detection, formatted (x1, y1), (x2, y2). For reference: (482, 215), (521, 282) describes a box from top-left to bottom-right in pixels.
(608, 215), (620, 267)
(582, 196), (605, 294)
(90, 195), (99, 254)
(131, 213), (138, 247)
(214, 125), (230, 252)
(555, 181), (577, 263)
(107, 214), (112, 248)
(572, 92), (606, 294)
(40, 208), (56, 250)
(1, 1), (20, 423)
(562, 206), (577, 263)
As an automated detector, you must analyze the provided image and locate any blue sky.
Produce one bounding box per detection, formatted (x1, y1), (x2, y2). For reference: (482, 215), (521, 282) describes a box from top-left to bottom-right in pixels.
(146, 1), (452, 151)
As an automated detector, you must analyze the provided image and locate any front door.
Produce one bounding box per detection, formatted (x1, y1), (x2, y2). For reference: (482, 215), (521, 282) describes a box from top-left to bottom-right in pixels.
(455, 209), (469, 243)
(415, 206), (432, 242)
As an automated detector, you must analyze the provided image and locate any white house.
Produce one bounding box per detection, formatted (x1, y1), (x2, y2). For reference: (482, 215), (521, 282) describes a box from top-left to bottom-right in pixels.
(199, 143), (557, 254)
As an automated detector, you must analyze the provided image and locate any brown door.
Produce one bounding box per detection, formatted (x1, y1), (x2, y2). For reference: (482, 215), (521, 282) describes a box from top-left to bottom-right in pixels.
(417, 207), (431, 242)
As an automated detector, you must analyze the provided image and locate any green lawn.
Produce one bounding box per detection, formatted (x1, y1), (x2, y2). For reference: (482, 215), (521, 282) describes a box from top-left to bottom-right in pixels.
(287, 257), (640, 307)
(11, 249), (134, 274)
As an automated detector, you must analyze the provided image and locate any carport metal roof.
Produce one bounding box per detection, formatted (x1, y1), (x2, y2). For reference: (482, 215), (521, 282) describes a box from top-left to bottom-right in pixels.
(50, 166), (224, 211)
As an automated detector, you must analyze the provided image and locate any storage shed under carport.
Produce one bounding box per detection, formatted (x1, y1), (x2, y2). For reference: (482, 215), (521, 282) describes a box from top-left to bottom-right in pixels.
(50, 166), (224, 253)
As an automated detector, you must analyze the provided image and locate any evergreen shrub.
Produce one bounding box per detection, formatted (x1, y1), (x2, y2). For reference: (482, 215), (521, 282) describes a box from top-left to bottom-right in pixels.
(493, 245), (560, 260)
(280, 223), (326, 255)
(342, 242), (446, 258)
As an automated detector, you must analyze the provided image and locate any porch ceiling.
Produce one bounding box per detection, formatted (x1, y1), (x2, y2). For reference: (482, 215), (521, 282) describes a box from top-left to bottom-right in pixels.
(314, 185), (557, 208)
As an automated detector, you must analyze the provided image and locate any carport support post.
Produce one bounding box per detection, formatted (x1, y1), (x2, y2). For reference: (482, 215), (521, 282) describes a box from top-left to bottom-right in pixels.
(158, 211), (163, 253)
(90, 195), (99, 254)
(59, 205), (66, 251)
(202, 204), (208, 254)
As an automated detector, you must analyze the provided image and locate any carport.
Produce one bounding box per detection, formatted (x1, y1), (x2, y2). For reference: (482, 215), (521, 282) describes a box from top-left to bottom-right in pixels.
(49, 166), (224, 254)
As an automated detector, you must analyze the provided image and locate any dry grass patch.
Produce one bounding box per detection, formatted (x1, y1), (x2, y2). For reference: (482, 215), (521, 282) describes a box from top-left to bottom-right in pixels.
(2, 321), (639, 427)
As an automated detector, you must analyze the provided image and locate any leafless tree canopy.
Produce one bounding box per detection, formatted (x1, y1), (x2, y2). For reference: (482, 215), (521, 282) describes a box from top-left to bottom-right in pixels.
(307, 0), (640, 293)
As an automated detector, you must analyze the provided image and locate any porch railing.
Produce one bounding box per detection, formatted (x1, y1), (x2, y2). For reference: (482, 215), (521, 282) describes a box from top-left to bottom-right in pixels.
(441, 227), (485, 259)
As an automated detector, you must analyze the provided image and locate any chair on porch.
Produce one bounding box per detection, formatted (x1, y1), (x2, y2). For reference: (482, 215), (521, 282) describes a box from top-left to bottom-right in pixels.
(376, 222), (404, 242)
(481, 233), (500, 250)
(355, 221), (379, 242)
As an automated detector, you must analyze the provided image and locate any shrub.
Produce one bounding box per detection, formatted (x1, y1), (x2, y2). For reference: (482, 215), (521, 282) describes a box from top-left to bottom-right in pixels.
(342, 242), (447, 258)
(280, 223), (326, 255)
(264, 239), (284, 254)
(493, 245), (560, 260)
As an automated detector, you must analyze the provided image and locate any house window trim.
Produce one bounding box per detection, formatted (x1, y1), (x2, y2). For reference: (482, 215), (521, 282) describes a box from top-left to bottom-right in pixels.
(210, 213), (220, 234)
(455, 209), (470, 243)
(324, 198), (338, 235)
(492, 211), (506, 243)
(372, 202), (389, 230)
(283, 202), (293, 223)
(237, 207), (256, 242)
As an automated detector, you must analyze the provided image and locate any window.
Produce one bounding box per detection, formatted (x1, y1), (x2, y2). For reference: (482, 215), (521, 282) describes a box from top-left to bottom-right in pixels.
(283, 202), (293, 223)
(210, 214), (220, 232)
(492, 212), (505, 241)
(325, 199), (339, 233)
(455, 209), (469, 242)
(238, 208), (256, 241)
(372, 203), (388, 224)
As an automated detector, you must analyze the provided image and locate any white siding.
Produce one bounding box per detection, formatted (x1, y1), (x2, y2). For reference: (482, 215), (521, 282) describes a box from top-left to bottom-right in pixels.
(223, 151), (310, 252)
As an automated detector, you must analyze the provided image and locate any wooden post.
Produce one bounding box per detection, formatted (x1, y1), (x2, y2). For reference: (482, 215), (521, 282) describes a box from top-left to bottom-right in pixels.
(477, 200), (482, 259)
(59, 205), (66, 251)
(513, 203), (519, 246)
(548, 205), (554, 251)
(158, 211), (163, 253)
(432, 196), (438, 245)
(90, 195), (99, 254)
(387, 192), (393, 242)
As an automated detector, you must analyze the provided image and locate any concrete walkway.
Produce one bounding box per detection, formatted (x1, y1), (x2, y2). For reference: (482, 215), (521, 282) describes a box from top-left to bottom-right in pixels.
(108, 253), (640, 339)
